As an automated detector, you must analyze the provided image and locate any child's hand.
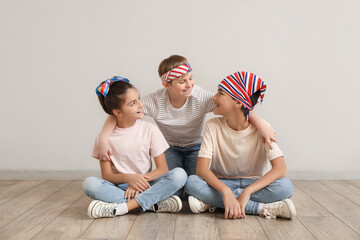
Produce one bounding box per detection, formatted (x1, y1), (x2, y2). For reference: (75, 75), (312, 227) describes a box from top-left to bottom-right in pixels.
(97, 141), (112, 161)
(127, 174), (150, 192)
(124, 186), (139, 201)
(222, 189), (241, 219)
(258, 121), (277, 150)
(237, 189), (251, 219)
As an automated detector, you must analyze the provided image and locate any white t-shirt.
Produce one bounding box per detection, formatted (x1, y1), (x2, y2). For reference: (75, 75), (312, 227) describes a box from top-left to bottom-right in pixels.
(92, 120), (169, 174)
(198, 117), (284, 179)
(141, 85), (214, 147)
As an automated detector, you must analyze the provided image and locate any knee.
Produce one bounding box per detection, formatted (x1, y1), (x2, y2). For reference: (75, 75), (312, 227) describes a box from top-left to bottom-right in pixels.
(274, 178), (294, 198)
(167, 167), (187, 188)
(184, 175), (202, 194)
(82, 176), (102, 196)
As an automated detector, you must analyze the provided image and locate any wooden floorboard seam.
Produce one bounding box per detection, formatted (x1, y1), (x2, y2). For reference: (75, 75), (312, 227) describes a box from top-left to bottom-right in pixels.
(296, 216), (321, 240)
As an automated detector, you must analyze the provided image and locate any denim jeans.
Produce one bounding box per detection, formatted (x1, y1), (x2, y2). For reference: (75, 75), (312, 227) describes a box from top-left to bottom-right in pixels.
(82, 168), (187, 211)
(164, 144), (200, 196)
(185, 175), (294, 215)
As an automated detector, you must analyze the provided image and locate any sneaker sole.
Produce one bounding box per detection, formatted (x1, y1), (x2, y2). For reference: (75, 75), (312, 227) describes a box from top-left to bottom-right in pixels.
(284, 199), (296, 219)
(188, 196), (200, 213)
(87, 200), (99, 219)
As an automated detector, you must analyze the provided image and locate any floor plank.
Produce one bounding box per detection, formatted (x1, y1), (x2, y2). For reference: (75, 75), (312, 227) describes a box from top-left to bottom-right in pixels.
(0, 180), (20, 189)
(0, 181), (83, 240)
(294, 180), (360, 236)
(32, 216), (93, 240)
(80, 214), (137, 239)
(320, 180), (360, 206)
(346, 179), (360, 189)
(32, 194), (94, 240)
(257, 217), (315, 240)
(0, 180), (45, 205)
(60, 194), (92, 218)
(290, 184), (332, 217)
(217, 214), (267, 240)
(126, 212), (177, 240)
(174, 213), (220, 240)
(298, 216), (360, 240)
(0, 180), (71, 228)
(294, 180), (360, 216)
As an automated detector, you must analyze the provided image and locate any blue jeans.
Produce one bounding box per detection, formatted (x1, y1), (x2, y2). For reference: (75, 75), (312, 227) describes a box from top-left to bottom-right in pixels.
(185, 175), (294, 215)
(82, 168), (187, 211)
(164, 144), (200, 196)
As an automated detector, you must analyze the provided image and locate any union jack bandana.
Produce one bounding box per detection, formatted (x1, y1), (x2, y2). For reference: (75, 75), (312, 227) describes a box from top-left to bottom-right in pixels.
(160, 63), (192, 82)
(96, 76), (130, 97)
(219, 71), (266, 111)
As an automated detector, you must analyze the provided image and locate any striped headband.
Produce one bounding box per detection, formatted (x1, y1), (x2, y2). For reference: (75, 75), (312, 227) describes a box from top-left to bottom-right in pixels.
(218, 71), (266, 111)
(96, 76), (130, 97)
(160, 63), (192, 82)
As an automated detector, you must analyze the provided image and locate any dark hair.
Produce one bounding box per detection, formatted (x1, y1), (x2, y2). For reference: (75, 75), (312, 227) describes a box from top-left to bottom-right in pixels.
(240, 90), (261, 117)
(158, 55), (188, 77)
(97, 81), (135, 115)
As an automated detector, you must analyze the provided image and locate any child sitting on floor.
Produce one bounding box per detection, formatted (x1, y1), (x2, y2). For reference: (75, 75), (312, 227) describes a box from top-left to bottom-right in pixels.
(83, 76), (187, 219)
(185, 71), (296, 219)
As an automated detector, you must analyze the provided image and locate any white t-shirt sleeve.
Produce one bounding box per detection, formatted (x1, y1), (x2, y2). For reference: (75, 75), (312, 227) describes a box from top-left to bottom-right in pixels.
(198, 120), (214, 159)
(149, 124), (170, 158)
(265, 142), (284, 161)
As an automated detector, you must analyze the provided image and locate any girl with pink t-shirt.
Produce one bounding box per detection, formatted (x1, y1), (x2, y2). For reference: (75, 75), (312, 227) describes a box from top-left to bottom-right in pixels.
(83, 76), (187, 219)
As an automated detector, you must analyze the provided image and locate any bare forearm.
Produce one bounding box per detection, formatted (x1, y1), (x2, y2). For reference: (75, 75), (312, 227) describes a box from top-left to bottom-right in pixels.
(145, 167), (168, 182)
(244, 158), (286, 195)
(102, 173), (130, 185)
(198, 168), (231, 195)
(248, 111), (262, 128)
(99, 115), (117, 142)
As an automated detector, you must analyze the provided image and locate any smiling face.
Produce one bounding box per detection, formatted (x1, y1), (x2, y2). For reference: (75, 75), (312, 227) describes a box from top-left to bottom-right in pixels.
(164, 72), (194, 99)
(113, 88), (144, 123)
(212, 87), (239, 116)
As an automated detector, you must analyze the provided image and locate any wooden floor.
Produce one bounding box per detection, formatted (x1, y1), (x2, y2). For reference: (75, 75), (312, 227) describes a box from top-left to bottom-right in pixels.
(0, 180), (360, 240)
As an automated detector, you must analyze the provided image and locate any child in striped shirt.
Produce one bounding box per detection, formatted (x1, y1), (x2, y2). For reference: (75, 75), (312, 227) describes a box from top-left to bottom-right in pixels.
(96, 55), (277, 196)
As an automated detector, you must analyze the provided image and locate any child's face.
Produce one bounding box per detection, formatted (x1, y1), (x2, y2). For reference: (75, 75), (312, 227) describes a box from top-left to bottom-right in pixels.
(117, 88), (144, 121)
(165, 72), (194, 98)
(212, 88), (237, 116)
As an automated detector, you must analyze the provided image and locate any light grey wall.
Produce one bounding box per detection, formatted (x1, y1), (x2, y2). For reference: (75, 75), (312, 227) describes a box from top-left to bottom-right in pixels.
(1, 0), (359, 178)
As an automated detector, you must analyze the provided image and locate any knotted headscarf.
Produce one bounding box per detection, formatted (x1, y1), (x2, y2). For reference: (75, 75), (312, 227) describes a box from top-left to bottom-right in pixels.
(96, 76), (130, 97)
(160, 63), (192, 82)
(218, 71), (266, 111)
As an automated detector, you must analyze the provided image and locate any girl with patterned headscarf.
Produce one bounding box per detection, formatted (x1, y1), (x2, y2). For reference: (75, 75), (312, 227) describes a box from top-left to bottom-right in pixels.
(185, 71), (297, 220)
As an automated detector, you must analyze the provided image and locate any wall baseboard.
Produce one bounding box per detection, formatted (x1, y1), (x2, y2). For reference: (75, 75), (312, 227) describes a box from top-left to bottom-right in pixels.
(0, 170), (359, 180)
(0, 170), (101, 180)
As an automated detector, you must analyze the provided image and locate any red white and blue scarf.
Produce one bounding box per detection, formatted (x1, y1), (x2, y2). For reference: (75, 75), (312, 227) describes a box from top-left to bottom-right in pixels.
(160, 63), (192, 82)
(219, 71), (266, 111)
(96, 76), (129, 97)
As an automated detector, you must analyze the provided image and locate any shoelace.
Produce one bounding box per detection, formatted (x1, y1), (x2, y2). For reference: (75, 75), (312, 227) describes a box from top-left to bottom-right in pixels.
(100, 204), (116, 217)
(198, 200), (214, 212)
(263, 202), (284, 219)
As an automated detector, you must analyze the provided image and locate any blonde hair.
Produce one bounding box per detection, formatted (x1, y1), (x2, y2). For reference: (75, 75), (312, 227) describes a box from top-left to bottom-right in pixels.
(158, 55), (189, 77)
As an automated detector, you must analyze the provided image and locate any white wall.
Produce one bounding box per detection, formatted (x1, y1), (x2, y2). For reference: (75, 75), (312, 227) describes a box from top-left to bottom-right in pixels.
(1, 0), (359, 179)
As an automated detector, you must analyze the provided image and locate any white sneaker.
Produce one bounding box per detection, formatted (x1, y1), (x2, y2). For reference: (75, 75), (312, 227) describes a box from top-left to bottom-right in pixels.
(262, 199), (296, 219)
(87, 200), (118, 219)
(188, 195), (214, 213)
(151, 195), (182, 213)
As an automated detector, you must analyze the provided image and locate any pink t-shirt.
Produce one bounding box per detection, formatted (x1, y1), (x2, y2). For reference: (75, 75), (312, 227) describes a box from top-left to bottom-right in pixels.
(92, 120), (169, 174)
